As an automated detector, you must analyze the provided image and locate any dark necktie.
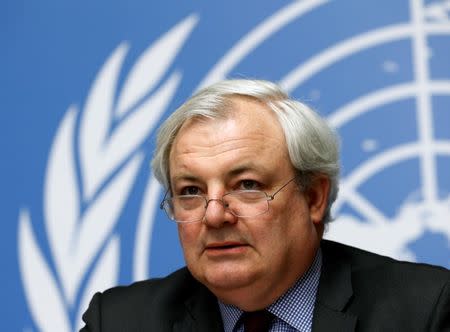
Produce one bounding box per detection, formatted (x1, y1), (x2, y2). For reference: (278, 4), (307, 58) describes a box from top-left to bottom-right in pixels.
(241, 310), (274, 332)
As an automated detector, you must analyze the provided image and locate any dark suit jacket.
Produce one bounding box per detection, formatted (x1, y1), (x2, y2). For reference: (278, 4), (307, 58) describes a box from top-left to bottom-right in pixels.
(80, 240), (450, 331)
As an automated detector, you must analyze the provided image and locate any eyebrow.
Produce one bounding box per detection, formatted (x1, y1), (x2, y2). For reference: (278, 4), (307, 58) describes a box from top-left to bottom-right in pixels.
(227, 162), (273, 181)
(170, 163), (268, 184)
(171, 173), (199, 184)
(228, 164), (259, 177)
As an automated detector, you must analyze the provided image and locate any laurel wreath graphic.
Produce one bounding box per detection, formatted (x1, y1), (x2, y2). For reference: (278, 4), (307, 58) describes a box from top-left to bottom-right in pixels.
(18, 15), (198, 331)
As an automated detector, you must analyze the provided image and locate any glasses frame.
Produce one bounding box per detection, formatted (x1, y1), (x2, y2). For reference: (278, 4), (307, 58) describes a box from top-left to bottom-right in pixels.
(160, 177), (297, 223)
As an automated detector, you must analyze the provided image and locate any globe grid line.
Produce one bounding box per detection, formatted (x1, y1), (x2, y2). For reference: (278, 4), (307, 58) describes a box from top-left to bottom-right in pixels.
(198, 0), (329, 89)
(279, 0), (450, 236)
(281, 23), (450, 93)
(333, 141), (450, 223)
(411, 0), (438, 204)
(328, 81), (450, 128)
(328, 78), (450, 221)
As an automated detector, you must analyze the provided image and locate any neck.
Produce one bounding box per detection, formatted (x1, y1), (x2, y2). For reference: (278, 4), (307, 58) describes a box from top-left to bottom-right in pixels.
(212, 246), (320, 311)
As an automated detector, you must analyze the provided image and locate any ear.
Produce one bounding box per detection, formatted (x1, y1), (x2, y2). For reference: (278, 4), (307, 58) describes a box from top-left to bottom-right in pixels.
(305, 175), (330, 225)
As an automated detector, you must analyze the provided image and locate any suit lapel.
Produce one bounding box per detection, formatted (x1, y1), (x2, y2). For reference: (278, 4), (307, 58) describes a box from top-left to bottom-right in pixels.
(312, 303), (357, 332)
(312, 241), (357, 332)
(173, 281), (224, 332)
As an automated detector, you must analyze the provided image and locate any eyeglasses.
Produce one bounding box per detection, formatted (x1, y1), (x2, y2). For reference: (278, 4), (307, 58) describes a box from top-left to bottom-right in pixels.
(160, 177), (297, 223)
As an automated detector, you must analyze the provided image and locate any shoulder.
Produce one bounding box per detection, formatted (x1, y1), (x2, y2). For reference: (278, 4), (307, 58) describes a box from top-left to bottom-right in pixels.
(315, 240), (449, 330)
(321, 240), (449, 326)
(81, 267), (215, 331)
(99, 267), (200, 309)
(321, 239), (450, 283)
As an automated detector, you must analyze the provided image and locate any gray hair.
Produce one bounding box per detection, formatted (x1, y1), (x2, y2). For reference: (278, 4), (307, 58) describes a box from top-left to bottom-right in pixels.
(151, 79), (340, 224)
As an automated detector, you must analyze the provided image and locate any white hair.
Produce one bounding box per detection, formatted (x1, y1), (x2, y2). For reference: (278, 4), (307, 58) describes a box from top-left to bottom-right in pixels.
(151, 79), (340, 224)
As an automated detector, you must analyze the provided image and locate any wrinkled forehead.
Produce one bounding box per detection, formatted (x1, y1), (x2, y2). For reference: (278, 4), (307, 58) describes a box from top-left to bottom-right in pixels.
(164, 95), (288, 182)
(169, 96), (286, 159)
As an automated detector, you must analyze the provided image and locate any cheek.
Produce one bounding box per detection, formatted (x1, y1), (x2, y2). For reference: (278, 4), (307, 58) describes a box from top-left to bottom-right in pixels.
(177, 224), (201, 253)
(268, 198), (311, 243)
(248, 212), (289, 253)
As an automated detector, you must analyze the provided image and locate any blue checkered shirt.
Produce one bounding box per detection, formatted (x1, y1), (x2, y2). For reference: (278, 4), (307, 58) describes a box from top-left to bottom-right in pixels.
(218, 249), (322, 332)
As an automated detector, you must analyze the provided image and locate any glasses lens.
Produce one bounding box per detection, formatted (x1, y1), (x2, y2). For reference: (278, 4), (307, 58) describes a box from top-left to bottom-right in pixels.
(163, 191), (270, 223)
(225, 191), (269, 217)
(165, 195), (205, 223)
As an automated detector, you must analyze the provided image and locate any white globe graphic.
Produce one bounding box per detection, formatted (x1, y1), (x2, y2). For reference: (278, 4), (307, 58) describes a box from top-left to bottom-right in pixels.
(279, 0), (450, 266)
(194, 0), (450, 268)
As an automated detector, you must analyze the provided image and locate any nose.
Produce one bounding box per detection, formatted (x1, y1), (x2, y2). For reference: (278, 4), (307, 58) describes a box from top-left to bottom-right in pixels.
(203, 198), (237, 227)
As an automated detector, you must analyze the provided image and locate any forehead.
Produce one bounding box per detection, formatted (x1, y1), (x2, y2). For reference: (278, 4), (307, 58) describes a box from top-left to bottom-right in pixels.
(169, 96), (291, 178)
(183, 95), (280, 130)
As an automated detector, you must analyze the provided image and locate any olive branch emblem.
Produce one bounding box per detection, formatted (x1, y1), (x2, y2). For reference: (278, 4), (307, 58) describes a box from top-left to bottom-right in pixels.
(18, 15), (197, 331)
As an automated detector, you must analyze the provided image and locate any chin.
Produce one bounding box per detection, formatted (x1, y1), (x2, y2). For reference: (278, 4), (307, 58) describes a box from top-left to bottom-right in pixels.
(201, 265), (259, 291)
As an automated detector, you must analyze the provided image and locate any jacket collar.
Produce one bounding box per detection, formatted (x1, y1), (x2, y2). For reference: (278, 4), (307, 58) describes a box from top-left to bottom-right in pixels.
(173, 276), (224, 332)
(312, 240), (357, 332)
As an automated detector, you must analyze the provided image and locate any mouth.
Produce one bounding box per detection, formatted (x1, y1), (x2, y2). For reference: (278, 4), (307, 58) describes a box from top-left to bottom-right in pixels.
(204, 242), (249, 256)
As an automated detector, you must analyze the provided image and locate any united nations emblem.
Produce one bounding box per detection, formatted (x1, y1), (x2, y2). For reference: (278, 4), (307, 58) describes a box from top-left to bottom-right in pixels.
(17, 1), (450, 331)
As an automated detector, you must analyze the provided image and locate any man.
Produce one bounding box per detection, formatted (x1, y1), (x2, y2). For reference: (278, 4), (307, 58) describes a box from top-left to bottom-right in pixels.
(81, 79), (449, 331)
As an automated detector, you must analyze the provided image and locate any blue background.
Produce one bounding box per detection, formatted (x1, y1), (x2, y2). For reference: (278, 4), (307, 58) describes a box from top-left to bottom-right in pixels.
(2, 1), (449, 330)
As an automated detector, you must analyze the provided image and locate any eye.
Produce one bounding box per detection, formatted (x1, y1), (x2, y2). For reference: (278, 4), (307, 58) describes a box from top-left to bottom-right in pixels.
(239, 179), (261, 191)
(179, 186), (201, 196)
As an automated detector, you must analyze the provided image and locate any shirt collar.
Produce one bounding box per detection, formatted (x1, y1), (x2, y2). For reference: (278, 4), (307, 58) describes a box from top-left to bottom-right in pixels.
(218, 249), (322, 332)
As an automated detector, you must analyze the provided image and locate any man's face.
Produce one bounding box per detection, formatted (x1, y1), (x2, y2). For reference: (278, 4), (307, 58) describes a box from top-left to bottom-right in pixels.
(169, 97), (328, 310)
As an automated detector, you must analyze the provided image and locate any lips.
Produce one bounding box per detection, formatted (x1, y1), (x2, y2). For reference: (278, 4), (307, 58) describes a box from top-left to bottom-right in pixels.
(206, 241), (245, 249)
(204, 241), (249, 256)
